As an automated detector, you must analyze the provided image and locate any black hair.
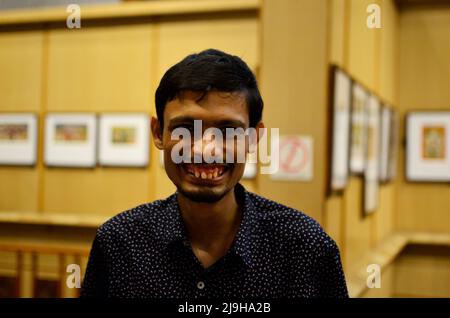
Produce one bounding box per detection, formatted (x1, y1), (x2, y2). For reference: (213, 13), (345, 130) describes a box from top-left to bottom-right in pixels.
(155, 48), (263, 128)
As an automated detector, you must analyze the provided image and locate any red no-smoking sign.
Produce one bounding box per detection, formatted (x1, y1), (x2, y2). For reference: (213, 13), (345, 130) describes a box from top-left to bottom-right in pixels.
(271, 135), (313, 181)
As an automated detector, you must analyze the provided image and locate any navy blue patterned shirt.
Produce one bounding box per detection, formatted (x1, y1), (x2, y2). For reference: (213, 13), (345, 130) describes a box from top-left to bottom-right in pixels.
(81, 183), (348, 298)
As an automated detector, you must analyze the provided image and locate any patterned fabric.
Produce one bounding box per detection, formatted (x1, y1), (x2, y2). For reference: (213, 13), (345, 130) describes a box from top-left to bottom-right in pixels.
(81, 183), (348, 298)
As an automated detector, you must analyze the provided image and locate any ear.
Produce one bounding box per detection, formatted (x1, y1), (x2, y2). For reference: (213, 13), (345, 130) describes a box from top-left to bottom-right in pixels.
(246, 121), (265, 155)
(151, 117), (163, 150)
(255, 121), (265, 143)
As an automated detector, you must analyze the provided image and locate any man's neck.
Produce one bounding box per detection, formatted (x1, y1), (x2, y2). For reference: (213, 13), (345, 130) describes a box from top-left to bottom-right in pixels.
(177, 188), (242, 267)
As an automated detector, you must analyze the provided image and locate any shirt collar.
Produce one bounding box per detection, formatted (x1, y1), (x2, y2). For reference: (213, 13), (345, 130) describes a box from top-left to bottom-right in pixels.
(158, 194), (187, 248)
(156, 183), (262, 268)
(230, 183), (261, 268)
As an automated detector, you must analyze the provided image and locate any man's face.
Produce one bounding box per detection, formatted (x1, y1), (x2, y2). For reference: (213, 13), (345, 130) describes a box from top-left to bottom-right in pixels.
(152, 90), (252, 203)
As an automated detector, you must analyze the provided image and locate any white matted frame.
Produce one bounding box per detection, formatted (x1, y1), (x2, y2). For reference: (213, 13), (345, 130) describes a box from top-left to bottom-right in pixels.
(379, 104), (391, 183)
(98, 113), (150, 167)
(364, 94), (380, 215)
(0, 113), (38, 166)
(387, 109), (399, 181)
(350, 82), (369, 174)
(330, 67), (352, 192)
(406, 111), (450, 182)
(44, 113), (97, 167)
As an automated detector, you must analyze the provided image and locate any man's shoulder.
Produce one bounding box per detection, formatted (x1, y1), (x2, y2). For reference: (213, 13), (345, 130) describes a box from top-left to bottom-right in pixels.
(95, 195), (175, 239)
(249, 191), (322, 231)
(248, 192), (338, 253)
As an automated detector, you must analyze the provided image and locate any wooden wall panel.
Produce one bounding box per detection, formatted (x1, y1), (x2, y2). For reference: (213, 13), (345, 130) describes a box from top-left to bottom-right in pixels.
(43, 24), (155, 216)
(379, 0), (399, 105)
(324, 194), (343, 250)
(343, 177), (372, 271)
(371, 0), (400, 244)
(46, 24), (153, 112)
(0, 30), (43, 212)
(328, 0), (346, 67)
(43, 168), (151, 216)
(0, 31), (43, 111)
(157, 15), (259, 73)
(375, 183), (395, 242)
(347, 0), (378, 88)
(259, 0), (328, 223)
(397, 7), (450, 233)
(324, 0), (348, 262)
(324, 1), (399, 289)
(0, 168), (40, 212)
(394, 245), (450, 297)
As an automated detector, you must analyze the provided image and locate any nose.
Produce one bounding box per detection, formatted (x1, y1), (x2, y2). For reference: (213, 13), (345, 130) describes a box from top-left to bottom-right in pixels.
(192, 130), (225, 163)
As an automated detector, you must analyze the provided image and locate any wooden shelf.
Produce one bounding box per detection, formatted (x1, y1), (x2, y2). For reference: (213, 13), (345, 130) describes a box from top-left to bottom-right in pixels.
(0, 0), (260, 26)
(347, 231), (450, 297)
(0, 211), (107, 228)
(0, 240), (91, 256)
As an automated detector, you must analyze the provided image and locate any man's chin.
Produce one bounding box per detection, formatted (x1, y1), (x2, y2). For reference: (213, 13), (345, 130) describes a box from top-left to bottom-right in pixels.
(177, 185), (229, 203)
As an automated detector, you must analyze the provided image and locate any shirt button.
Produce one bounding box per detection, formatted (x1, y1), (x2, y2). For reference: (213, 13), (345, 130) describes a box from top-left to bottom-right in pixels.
(197, 281), (205, 290)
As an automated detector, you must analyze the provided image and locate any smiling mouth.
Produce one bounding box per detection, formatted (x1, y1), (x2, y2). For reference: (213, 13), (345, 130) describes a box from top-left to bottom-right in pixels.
(182, 163), (231, 180)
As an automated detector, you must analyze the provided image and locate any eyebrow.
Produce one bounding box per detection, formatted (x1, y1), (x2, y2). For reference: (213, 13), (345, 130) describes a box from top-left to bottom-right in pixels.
(214, 119), (247, 128)
(168, 116), (247, 128)
(168, 116), (195, 126)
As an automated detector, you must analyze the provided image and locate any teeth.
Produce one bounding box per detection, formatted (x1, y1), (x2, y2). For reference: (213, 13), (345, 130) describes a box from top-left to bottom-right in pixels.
(186, 165), (228, 179)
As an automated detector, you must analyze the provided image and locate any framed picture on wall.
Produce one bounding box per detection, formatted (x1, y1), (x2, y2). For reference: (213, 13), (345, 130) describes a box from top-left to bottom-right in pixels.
(98, 113), (150, 167)
(406, 111), (450, 182)
(329, 67), (352, 192)
(379, 104), (391, 183)
(363, 94), (381, 215)
(387, 109), (399, 182)
(350, 82), (369, 175)
(44, 113), (97, 167)
(0, 113), (38, 166)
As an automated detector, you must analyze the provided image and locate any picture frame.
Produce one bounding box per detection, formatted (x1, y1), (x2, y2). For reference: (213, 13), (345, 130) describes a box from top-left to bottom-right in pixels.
(329, 67), (352, 192)
(363, 94), (380, 215)
(44, 113), (97, 168)
(98, 113), (150, 167)
(0, 113), (38, 166)
(350, 82), (369, 175)
(387, 109), (399, 182)
(378, 104), (391, 183)
(406, 111), (450, 182)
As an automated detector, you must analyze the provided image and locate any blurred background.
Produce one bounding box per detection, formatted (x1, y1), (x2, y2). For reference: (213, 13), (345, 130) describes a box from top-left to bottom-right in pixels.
(0, 0), (449, 298)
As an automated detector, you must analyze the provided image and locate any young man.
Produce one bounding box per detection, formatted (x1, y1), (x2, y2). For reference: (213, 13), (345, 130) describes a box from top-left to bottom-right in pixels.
(81, 49), (348, 298)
